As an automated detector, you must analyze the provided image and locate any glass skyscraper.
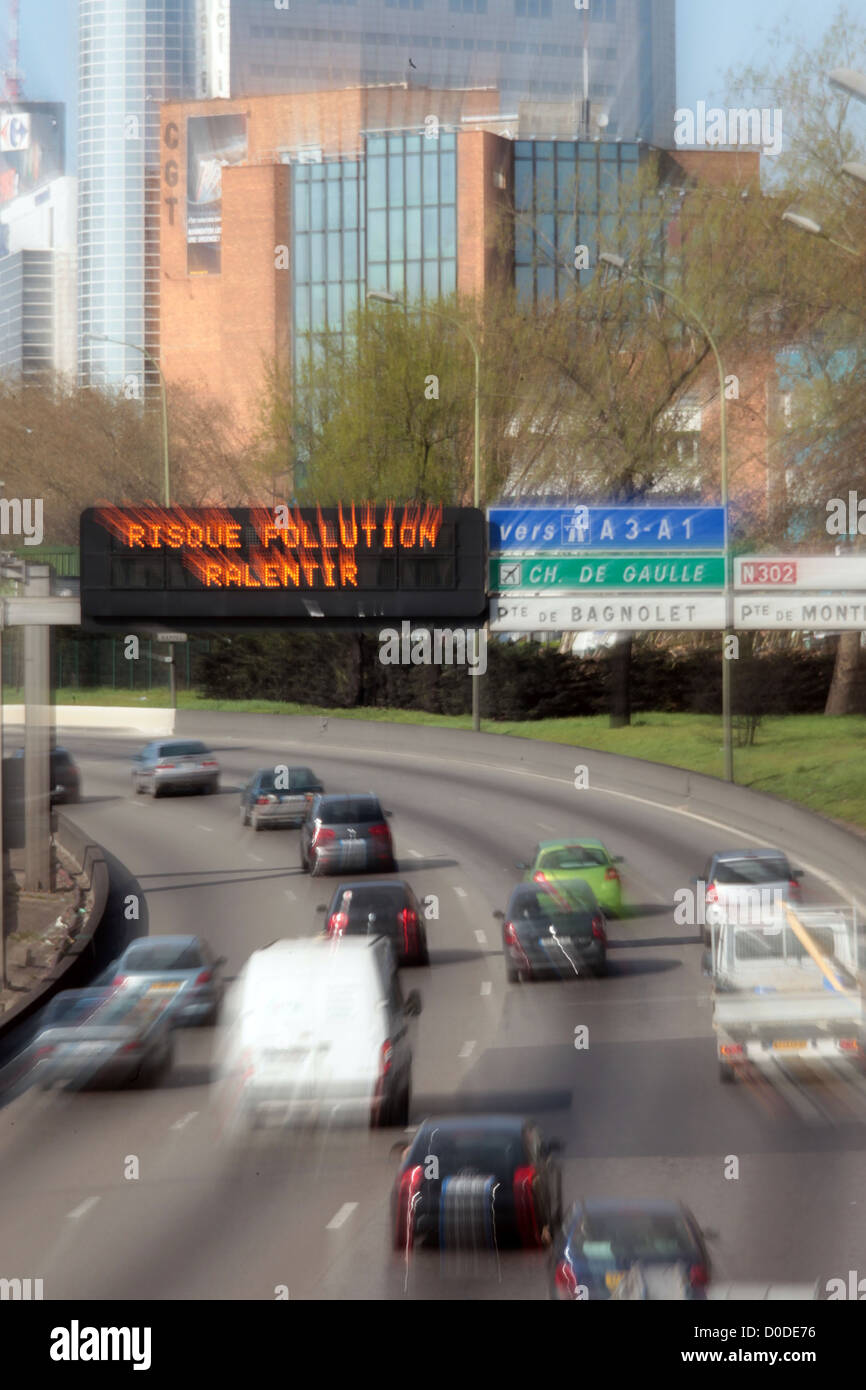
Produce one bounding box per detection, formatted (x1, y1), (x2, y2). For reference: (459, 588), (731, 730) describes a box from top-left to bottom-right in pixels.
(78, 0), (194, 394)
(231, 0), (675, 147)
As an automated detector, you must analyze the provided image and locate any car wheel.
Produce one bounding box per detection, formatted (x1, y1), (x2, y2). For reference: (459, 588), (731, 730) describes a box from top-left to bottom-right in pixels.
(594, 958), (608, 978)
(251, 811), (261, 832)
(719, 1062), (736, 1084)
(506, 961), (520, 984)
(240, 804), (250, 826)
(417, 943), (430, 967)
(300, 845), (309, 872)
(134, 775), (144, 795)
(150, 781), (160, 799)
(309, 851), (323, 877)
(67, 787), (81, 804)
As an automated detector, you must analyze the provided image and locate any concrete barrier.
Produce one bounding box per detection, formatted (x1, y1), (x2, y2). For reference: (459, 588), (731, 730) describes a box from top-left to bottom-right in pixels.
(2, 705), (174, 735)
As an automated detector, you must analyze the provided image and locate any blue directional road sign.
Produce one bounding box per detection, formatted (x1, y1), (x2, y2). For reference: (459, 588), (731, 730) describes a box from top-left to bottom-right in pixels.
(488, 506), (726, 552)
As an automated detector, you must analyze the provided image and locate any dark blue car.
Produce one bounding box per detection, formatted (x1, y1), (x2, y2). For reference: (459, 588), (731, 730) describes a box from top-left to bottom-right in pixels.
(550, 1198), (712, 1299)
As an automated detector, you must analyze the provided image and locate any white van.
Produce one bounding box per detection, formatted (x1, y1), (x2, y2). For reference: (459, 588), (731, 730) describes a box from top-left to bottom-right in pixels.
(216, 935), (421, 1132)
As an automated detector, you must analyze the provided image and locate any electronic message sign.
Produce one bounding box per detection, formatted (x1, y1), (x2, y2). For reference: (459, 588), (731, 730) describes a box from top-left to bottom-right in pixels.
(80, 503), (486, 629)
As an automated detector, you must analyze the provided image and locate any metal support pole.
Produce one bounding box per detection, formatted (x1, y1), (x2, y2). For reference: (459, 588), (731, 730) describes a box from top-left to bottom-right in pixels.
(169, 647), (177, 715)
(23, 565), (51, 890)
(0, 622), (5, 992)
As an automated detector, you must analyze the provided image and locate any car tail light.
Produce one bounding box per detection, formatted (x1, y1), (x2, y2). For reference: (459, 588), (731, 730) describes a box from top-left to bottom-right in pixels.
(157, 762), (175, 770)
(121, 1040), (143, 1053)
(395, 1164), (424, 1253)
(533, 871), (547, 885)
(839, 1038), (860, 1053)
(706, 881), (719, 903)
(789, 879), (802, 898)
(604, 866), (619, 881)
(591, 914), (606, 942)
(195, 970), (212, 985)
(313, 827), (336, 845)
(202, 759), (219, 767)
(328, 911), (349, 937)
(256, 795), (277, 805)
(503, 922), (518, 945)
(513, 1166), (543, 1248)
(34, 1045), (55, 1060)
(400, 907), (418, 953)
(380, 1041), (393, 1076)
(554, 1258), (579, 1299)
(112, 975), (127, 986)
(720, 1043), (744, 1058)
(369, 822), (390, 839)
(689, 1263), (709, 1288)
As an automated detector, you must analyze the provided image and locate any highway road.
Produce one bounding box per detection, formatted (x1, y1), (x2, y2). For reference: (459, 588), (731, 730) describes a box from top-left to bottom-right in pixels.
(1, 716), (864, 1300)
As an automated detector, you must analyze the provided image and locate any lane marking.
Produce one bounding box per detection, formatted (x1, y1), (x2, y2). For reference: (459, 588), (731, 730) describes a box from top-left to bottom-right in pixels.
(408, 849), (422, 859)
(480, 981), (492, 995)
(196, 825), (214, 833)
(453, 886), (467, 898)
(247, 853), (264, 863)
(68, 1196), (100, 1221)
(284, 889), (296, 901)
(475, 930), (487, 945)
(326, 1202), (358, 1230)
(537, 821), (556, 832)
(171, 1111), (198, 1131)
(458, 1040), (476, 1058)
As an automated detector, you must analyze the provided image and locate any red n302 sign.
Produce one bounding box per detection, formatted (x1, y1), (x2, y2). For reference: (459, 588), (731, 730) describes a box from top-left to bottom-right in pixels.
(739, 560), (797, 585)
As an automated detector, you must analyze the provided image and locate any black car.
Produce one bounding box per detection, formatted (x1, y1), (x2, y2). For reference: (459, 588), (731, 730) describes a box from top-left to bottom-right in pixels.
(494, 882), (607, 983)
(11, 746), (81, 805)
(319, 880), (429, 965)
(300, 793), (396, 877)
(551, 1199), (712, 1300)
(392, 1115), (562, 1253)
(240, 765), (324, 830)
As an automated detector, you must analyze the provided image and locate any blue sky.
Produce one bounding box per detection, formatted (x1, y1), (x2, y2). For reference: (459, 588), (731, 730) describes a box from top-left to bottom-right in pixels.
(9, 0), (844, 173)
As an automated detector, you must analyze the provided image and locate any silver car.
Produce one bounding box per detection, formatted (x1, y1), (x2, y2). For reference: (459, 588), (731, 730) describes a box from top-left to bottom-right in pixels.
(240, 766), (324, 830)
(110, 935), (227, 1026)
(699, 848), (804, 943)
(33, 986), (175, 1090)
(132, 738), (220, 797)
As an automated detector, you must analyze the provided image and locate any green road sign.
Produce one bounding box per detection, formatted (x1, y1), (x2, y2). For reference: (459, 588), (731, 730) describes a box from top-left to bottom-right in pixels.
(489, 555), (725, 590)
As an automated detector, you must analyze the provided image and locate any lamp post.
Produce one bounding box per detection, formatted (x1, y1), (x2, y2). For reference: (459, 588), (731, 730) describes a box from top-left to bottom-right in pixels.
(367, 290), (483, 731)
(599, 252), (734, 781)
(780, 210), (858, 259)
(87, 333), (171, 505)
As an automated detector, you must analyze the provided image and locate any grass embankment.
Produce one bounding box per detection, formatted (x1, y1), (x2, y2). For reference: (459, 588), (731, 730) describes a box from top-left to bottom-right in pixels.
(5, 689), (865, 831)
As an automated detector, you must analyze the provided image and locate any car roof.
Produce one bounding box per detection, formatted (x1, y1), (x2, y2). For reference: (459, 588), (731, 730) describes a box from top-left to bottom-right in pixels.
(415, 1114), (528, 1136)
(332, 880), (410, 892)
(713, 848), (786, 861)
(317, 792), (378, 802)
(538, 838), (606, 851)
(121, 935), (201, 950)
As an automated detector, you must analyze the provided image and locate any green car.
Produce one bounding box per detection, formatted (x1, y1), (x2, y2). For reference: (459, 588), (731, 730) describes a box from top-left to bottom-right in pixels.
(519, 839), (624, 915)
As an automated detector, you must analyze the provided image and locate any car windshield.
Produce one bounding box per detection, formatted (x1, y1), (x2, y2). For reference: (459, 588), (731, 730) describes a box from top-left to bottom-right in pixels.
(574, 1212), (694, 1265)
(413, 1129), (525, 1178)
(337, 886), (406, 914)
(292, 769), (319, 790)
(161, 741), (208, 758)
(122, 941), (203, 971)
(539, 846), (607, 870)
(715, 857), (790, 886)
(320, 799), (381, 824)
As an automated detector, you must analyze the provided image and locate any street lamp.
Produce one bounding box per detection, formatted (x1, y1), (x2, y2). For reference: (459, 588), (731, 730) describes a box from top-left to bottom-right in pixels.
(780, 210), (857, 258)
(366, 290), (484, 732)
(86, 333), (171, 505)
(599, 252), (734, 782)
(829, 68), (866, 104)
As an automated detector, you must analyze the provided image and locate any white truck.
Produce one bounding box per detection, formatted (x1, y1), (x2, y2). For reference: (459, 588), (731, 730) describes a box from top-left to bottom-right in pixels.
(704, 905), (864, 1083)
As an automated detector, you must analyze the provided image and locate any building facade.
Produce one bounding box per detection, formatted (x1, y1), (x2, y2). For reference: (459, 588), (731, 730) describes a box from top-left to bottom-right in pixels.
(77, 0), (196, 395)
(230, 0), (676, 148)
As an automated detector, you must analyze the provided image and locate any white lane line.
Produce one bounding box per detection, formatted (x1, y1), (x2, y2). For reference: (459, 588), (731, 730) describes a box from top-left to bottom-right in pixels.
(196, 825), (214, 833)
(408, 849), (422, 859)
(475, 930), (487, 944)
(458, 1040), (476, 1059)
(453, 886), (467, 898)
(247, 853), (264, 863)
(171, 1111), (198, 1132)
(284, 889), (296, 901)
(326, 1202), (358, 1230)
(537, 821), (556, 831)
(68, 1196), (100, 1221)
(480, 981), (492, 995)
